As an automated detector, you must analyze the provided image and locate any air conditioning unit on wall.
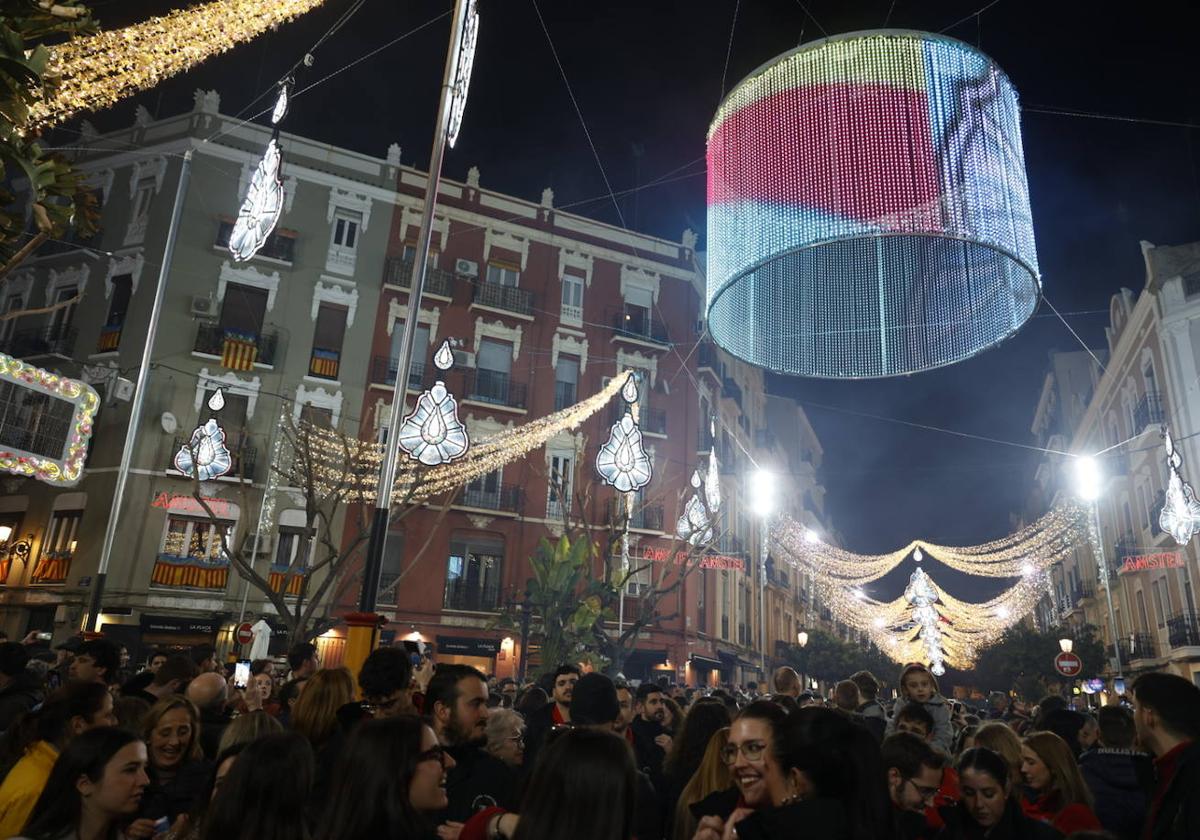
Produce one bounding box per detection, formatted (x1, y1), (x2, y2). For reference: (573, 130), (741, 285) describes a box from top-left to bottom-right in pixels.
(455, 258), (479, 277)
(452, 349), (475, 368)
(190, 295), (217, 317)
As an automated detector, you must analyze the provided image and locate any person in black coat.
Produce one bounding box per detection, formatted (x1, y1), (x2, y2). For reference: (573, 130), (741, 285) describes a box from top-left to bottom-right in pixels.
(629, 682), (671, 785)
(1131, 673), (1200, 840)
(937, 748), (1061, 840)
(0, 644), (42, 734)
(1078, 705), (1153, 840)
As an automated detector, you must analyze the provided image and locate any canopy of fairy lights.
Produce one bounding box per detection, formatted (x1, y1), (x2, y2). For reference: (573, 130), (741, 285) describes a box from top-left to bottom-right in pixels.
(706, 30), (1040, 379)
(771, 504), (1087, 669)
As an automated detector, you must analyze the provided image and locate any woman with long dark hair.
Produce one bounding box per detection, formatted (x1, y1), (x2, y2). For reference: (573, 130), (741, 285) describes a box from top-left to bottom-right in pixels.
(511, 728), (637, 840)
(14, 727), (150, 840)
(938, 747), (1062, 839)
(689, 700), (789, 827)
(0, 682), (117, 837)
(317, 715), (456, 840)
(199, 732), (314, 840)
(707, 706), (893, 840)
(662, 700), (732, 827)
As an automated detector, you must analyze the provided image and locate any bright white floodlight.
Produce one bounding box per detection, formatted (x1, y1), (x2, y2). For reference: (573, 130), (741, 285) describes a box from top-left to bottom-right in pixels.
(803, 527), (821, 544)
(1059, 638), (1074, 654)
(1073, 456), (1103, 502)
(750, 468), (777, 518)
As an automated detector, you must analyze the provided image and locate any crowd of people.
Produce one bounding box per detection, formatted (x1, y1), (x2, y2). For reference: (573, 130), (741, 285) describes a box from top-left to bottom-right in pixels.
(0, 632), (1197, 840)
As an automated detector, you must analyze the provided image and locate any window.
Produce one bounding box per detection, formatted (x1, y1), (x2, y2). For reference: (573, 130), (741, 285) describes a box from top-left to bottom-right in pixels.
(309, 303), (347, 380)
(622, 286), (653, 335)
(444, 535), (503, 611)
(1136, 589), (1151, 634)
(0, 380), (76, 458)
(554, 355), (579, 410)
(474, 338), (512, 404)
(219, 283), (268, 336)
(98, 275), (132, 352)
(299, 405), (334, 428)
(625, 562), (651, 597)
(465, 469), (501, 508)
(332, 210), (360, 249)
(44, 510), (81, 558)
(392, 321), (432, 388)
(48, 286), (77, 338)
(561, 274), (583, 323)
(1152, 579), (1167, 629)
(215, 220), (295, 262)
(0, 296), (22, 344)
(548, 454), (573, 518)
(127, 178), (155, 243)
(1185, 271), (1200, 298)
(486, 263), (519, 287)
(160, 516), (231, 563)
(274, 528), (311, 571)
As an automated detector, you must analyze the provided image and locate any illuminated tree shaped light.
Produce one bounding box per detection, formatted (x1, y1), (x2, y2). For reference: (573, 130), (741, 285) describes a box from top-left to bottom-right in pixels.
(397, 341), (470, 466)
(229, 83), (289, 262)
(1160, 430), (1200, 546)
(596, 374), (653, 493)
(905, 568), (946, 675)
(174, 389), (233, 481)
(707, 31), (1040, 378)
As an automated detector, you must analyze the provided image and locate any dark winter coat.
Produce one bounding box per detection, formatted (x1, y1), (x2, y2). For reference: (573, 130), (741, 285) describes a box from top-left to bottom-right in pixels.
(1078, 748), (1152, 840)
(630, 715), (669, 781)
(689, 786), (741, 823)
(734, 799), (851, 840)
(442, 744), (520, 822)
(1145, 741), (1200, 840)
(0, 672), (43, 734)
(936, 799), (1062, 840)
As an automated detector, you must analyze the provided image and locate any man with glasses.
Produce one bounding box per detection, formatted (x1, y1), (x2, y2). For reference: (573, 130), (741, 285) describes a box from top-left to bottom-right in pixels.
(358, 646), (415, 718)
(881, 732), (947, 840)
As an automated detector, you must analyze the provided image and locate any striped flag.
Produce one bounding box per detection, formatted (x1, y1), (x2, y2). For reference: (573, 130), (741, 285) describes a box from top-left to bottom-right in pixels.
(221, 331), (258, 371)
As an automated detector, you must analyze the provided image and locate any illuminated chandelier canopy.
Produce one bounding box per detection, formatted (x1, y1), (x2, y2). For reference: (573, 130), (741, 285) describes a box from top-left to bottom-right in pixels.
(595, 374), (653, 493)
(1159, 430), (1200, 546)
(174, 389), (233, 481)
(397, 341), (470, 466)
(706, 30), (1040, 378)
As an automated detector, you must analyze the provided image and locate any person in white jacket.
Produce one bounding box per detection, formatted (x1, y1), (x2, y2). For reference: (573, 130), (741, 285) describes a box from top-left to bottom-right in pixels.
(884, 663), (953, 753)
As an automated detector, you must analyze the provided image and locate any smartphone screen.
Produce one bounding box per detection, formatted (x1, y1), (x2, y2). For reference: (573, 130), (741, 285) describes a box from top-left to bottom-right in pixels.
(233, 660), (250, 689)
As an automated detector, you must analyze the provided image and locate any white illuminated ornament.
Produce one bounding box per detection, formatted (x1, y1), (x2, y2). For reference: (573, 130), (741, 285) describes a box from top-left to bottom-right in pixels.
(676, 423), (721, 546)
(397, 341), (470, 466)
(913, 546), (923, 563)
(229, 82), (289, 262)
(596, 374), (653, 493)
(905, 568), (946, 675)
(1159, 430), (1200, 546)
(446, 0), (479, 149)
(271, 83), (289, 125)
(173, 389), (233, 481)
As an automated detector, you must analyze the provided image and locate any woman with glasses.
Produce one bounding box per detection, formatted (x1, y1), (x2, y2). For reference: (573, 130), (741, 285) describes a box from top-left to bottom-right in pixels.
(484, 709), (525, 768)
(693, 705), (893, 840)
(317, 715), (458, 840)
(688, 700), (788, 830)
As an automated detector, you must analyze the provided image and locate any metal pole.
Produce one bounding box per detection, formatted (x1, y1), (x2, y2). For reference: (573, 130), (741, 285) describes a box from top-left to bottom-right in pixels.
(359, 0), (471, 612)
(236, 404), (286, 627)
(1090, 500), (1124, 680)
(759, 521), (768, 675)
(517, 593), (531, 683)
(85, 150), (192, 632)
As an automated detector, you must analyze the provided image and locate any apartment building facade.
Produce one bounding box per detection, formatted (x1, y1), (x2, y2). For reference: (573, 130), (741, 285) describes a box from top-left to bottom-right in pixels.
(1029, 240), (1200, 688)
(0, 92), (393, 658)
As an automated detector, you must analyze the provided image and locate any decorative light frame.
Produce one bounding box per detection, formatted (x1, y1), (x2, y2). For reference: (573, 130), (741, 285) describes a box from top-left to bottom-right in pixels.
(706, 30), (1040, 378)
(0, 354), (100, 486)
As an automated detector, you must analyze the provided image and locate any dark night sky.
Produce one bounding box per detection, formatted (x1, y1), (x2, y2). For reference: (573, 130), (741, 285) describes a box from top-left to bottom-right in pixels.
(93, 1), (1200, 600)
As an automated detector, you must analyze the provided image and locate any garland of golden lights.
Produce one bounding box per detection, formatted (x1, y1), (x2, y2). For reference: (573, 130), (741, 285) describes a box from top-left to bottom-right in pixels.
(771, 504), (1088, 669)
(299, 372), (632, 504)
(29, 0), (329, 132)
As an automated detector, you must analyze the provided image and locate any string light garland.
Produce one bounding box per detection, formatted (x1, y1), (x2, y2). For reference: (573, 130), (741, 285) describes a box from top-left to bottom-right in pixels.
(771, 505), (1085, 668)
(29, 0), (329, 132)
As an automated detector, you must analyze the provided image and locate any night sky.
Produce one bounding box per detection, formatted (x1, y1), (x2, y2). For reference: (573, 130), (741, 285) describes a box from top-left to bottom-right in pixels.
(90, 1), (1200, 600)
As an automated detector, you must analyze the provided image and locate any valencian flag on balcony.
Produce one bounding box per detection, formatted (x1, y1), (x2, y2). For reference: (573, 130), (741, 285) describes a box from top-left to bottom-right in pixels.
(151, 555), (230, 590)
(30, 553), (71, 584)
(221, 330), (258, 371)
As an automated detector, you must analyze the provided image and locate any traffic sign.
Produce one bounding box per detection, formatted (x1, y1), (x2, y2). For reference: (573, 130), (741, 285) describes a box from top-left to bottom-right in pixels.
(236, 622), (254, 646)
(1054, 651), (1083, 677)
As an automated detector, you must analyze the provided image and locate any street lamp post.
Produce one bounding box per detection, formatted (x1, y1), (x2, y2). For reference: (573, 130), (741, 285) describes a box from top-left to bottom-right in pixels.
(1073, 456), (1124, 683)
(517, 590), (533, 683)
(751, 469), (776, 677)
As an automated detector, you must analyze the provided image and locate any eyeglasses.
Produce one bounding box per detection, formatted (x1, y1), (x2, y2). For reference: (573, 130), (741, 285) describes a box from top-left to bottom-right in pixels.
(507, 729), (526, 745)
(905, 778), (940, 803)
(417, 745), (448, 766)
(720, 740), (768, 764)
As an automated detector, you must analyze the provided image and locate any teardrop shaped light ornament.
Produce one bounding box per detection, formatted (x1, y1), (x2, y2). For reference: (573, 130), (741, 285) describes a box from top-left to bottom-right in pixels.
(397, 342), (469, 466)
(621, 372), (640, 404)
(207, 388), (226, 412)
(596, 413), (652, 493)
(271, 82), (290, 125)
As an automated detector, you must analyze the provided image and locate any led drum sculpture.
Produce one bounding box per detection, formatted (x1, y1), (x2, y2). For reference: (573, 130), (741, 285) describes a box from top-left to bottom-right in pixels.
(707, 31), (1040, 378)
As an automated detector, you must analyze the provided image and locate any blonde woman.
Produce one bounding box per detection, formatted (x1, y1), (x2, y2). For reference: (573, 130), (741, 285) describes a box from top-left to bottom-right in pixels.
(216, 709), (284, 755)
(672, 727), (731, 840)
(291, 667), (355, 751)
(1021, 731), (1102, 834)
(141, 696), (210, 822)
(971, 722), (1024, 788)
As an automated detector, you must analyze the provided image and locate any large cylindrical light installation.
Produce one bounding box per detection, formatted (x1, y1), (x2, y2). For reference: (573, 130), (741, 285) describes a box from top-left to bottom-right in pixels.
(706, 30), (1040, 378)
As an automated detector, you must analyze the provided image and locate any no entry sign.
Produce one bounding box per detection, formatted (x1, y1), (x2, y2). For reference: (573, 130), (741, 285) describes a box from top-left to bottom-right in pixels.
(1054, 651), (1083, 677)
(236, 622), (254, 646)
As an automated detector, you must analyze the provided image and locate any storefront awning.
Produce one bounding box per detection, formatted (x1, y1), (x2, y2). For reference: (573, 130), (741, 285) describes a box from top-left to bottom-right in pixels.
(690, 654), (721, 669)
(625, 649), (669, 664)
(139, 614), (223, 636)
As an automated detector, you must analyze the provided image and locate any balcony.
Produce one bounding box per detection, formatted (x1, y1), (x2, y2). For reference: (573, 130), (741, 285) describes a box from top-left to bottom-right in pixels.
(1071, 584), (1095, 607)
(171, 434), (258, 480)
(1115, 633), (1159, 663)
(193, 322), (278, 367)
(369, 356), (434, 391)
(698, 341), (721, 374)
(308, 347), (341, 380)
(554, 381), (576, 411)
(608, 499), (664, 531)
(1167, 613), (1200, 648)
(0, 324), (77, 359)
(607, 403), (666, 435)
(560, 303), (582, 325)
(463, 369), (527, 410)
(383, 257), (455, 298)
(722, 378), (743, 409)
(444, 580), (502, 612)
(610, 307), (669, 347)
(471, 281), (534, 318)
(1134, 392), (1165, 431)
(215, 220), (295, 263)
(459, 483), (523, 513)
(755, 428), (778, 451)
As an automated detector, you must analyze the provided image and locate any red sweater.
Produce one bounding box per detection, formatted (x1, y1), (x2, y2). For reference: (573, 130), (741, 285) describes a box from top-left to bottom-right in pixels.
(1024, 794), (1103, 834)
